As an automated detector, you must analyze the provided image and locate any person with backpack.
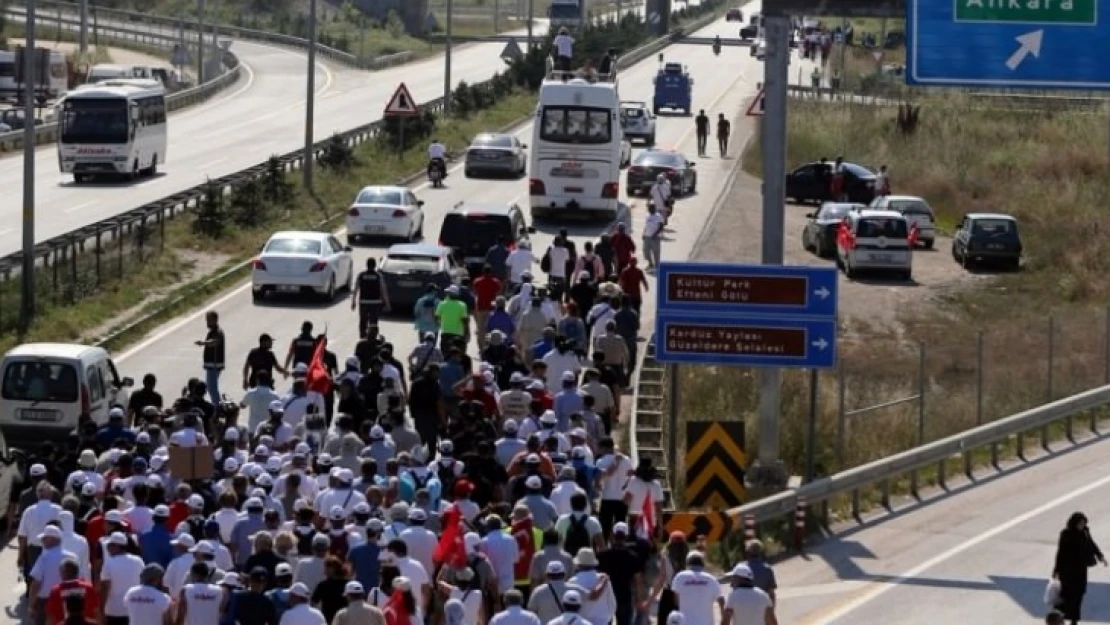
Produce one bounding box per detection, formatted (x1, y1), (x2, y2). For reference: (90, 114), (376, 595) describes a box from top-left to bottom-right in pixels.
(528, 530), (575, 589)
(432, 440), (465, 499)
(573, 242), (605, 286)
(541, 237), (571, 301)
(555, 492), (604, 557)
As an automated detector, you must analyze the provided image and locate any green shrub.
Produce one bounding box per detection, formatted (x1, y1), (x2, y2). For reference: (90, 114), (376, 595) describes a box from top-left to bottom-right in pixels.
(193, 179), (227, 239)
(229, 178), (267, 228)
(319, 133), (357, 172)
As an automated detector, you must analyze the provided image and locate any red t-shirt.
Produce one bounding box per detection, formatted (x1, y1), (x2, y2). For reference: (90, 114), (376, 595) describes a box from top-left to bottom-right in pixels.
(462, 388), (499, 417)
(619, 266), (645, 298)
(47, 579), (100, 623)
(610, 233), (636, 263)
(529, 390), (553, 411)
(473, 277), (502, 311)
(168, 501), (190, 531)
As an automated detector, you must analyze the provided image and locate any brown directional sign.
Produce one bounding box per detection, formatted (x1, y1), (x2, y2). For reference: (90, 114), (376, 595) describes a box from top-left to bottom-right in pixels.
(663, 322), (808, 358)
(665, 272), (809, 307)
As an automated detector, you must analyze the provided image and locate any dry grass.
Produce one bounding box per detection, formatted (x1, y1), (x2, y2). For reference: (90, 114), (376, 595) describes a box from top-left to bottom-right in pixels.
(667, 95), (1110, 504)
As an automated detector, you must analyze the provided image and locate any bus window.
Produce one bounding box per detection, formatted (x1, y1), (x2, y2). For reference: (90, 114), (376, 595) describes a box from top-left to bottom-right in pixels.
(540, 106), (612, 144)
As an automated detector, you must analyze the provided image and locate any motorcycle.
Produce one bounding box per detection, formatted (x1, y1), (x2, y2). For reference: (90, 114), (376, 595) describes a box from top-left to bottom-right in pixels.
(713, 41), (722, 56)
(428, 158), (447, 187)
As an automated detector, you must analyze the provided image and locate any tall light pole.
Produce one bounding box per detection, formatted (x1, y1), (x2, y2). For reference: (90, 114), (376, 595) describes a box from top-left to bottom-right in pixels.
(443, 0), (452, 115)
(78, 0), (89, 54)
(526, 0), (534, 48)
(19, 0), (37, 333)
(303, 0), (317, 189)
(196, 0), (205, 83)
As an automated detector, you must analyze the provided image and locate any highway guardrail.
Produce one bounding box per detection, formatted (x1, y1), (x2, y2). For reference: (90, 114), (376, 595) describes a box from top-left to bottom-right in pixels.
(0, 4), (727, 318)
(0, 14), (243, 152)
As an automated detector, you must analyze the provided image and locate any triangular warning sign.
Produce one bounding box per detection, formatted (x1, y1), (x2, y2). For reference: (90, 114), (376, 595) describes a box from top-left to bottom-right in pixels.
(384, 83), (420, 117)
(500, 38), (523, 62)
(746, 87), (765, 116)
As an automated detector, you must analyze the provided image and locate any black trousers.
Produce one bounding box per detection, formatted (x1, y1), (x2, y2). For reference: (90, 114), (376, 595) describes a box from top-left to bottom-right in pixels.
(106, 616), (129, 625)
(615, 598), (634, 625)
(359, 301), (382, 339)
(599, 499), (628, 539)
(415, 416), (439, 452)
(696, 132), (708, 154)
(1057, 573), (1087, 623)
(718, 135), (729, 155)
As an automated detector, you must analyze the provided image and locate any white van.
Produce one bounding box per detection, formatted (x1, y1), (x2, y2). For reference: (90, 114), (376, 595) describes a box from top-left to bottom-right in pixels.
(0, 343), (133, 441)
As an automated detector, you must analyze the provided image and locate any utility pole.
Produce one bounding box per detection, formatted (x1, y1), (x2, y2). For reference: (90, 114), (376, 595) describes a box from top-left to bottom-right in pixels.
(19, 0), (37, 334)
(526, 0), (534, 49)
(78, 0), (89, 54)
(748, 13), (791, 492)
(443, 0), (453, 115)
(196, 0), (205, 83)
(303, 0), (317, 189)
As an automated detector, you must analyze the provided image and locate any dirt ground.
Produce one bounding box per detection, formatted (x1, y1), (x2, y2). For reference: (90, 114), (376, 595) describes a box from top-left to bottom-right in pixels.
(691, 110), (984, 336)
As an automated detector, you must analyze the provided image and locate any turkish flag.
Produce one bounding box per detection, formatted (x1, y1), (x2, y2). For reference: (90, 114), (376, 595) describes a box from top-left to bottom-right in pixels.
(434, 504), (468, 568)
(307, 338), (332, 395)
(637, 495), (656, 541)
(384, 589), (412, 625)
(908, 223), (919, 248)
(837, 220), (854, 250)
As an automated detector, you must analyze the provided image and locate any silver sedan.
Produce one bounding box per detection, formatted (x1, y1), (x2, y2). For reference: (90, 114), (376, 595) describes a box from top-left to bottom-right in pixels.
(464, 132), (527, 178)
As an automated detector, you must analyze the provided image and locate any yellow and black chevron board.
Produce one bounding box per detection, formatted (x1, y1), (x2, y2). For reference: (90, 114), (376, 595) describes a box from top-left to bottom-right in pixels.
(684, 421), (746, 509)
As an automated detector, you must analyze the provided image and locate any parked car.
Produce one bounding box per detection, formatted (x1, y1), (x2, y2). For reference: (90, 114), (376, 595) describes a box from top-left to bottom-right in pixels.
(786, 161), (878, 204)
(464, 132), (527, 178)
(251, 231), (355, 301)
(379, 244), (469, 312)
(802, 202), (864, 258)
(836, 208), (913, 280)
(619, 101), (656, 145)
(438, 201), (534, 276)
(869, 194), (937, 249)
(345, 185), (425, 244)
(726, 8), (743, 21)
(626, 149), (698, 197)
(620, 133), (632, 168)
(951, 212), (1022, 271)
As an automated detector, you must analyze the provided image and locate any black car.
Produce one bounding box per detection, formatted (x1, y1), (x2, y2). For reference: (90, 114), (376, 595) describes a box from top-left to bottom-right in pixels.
(726, 8), (743, 21)
(379, 244), (469, 312)
(802, 202), (864, 258)
(951, 212), (1023, 271)
(626, 150), (698, 197)
(786, 161), (877, 205)
(437, 201), (534, 276)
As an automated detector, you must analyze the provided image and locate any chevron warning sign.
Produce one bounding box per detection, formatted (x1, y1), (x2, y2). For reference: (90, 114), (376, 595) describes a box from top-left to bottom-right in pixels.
(663, 511), (734, 543)
(684, 421), (746, 508)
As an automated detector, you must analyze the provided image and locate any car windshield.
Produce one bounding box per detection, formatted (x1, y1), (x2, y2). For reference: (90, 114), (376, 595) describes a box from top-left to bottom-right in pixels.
(857, 218), (908, 238)
(472, 135), (513, 148)
(2, 361), (79, 402)
(636, 152), (683, 167)
(972, 218), (1017, 236)
(540, 106), (613, 145)
(818, 205), (854, 220)
(355, 189), (403, 205)
(441, 215), (511, 249)
(265, 238), (322, 255)
(383, 254), (442, 273)
(890, 200), (932, 216)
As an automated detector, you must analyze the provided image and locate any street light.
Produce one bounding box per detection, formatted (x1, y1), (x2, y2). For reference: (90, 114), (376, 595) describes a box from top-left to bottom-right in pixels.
(303, 0), (317, 189)
(19, 0), (37, 332)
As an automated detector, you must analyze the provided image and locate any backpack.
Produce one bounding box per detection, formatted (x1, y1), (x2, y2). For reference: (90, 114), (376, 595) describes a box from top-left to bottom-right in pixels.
(541, 248), (552, 274)
(563, 513), (592, 556)
(436, 460), (458, 497)
(580, 256), (597, 280)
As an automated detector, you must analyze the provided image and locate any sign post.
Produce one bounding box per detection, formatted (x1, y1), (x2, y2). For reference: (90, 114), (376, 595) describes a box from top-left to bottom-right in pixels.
(383, 83), (420, 157)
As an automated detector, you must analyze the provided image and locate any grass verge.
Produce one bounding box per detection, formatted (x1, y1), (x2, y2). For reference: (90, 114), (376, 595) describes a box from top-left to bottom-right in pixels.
(0, 90), (538, 355)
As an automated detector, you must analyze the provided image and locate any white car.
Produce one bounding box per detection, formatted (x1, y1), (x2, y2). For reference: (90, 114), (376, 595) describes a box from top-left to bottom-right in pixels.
(619, 101), (656, 145)
(620, 134), (632, 168)
(251, 231), (355, 302)
(345, 185), (425, 244)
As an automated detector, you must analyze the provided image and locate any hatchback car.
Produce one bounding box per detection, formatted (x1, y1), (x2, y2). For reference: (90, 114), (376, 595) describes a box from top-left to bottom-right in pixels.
(786, 161), (877, 204)
(626, 150), (698, 197)
(870, 194), (937, 249)
(836, 208), (913, 280)
(464, 132), (527, 178)
(346, 185), (425, 244)
(251, 231), (355, 301)
(951, 213), (1022, 271)
(802, 202), (865, 258)
(438, 201), (535, 276)
(619, 101), (656, 145)
(379, 244), (469, 312)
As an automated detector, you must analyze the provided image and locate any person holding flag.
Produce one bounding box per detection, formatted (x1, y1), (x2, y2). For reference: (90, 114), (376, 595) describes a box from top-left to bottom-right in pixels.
(383, 577), (421, 625)
(622, 458), (663, 542)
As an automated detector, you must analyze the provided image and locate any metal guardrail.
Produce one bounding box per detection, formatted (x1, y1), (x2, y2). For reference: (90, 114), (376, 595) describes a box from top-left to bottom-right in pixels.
(18, 0), (414, 70)
(0, 13), (243, 151)
(0, 4), (726, 315)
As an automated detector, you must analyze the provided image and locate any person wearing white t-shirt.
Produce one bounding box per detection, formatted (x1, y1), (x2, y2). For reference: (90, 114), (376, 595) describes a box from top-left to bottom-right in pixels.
(124, 564), (173, 625)
(280, 583), (327, 625)
(387, 540), (432, 609)
(641, 203), (665, 269)
(179, 562), (227, 625)
(622, 467), (664, 525)
(549, 469), (585, 516)
(722, 563), (776, 625)
(507, 245), (537, 288)
(553, 29), (575, 71)
(545, 239), (571, 293)
(593, 443), (633, 538)
(241, 380), (282, 433)
(670, 552), (723, 625)
(101, 533), (146, 625)
(399, 510), (438, 580)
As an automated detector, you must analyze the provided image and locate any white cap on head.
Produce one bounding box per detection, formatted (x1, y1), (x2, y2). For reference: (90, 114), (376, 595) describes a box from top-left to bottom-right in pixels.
(191, 542), (215, 555)
(39, 525), (62, 541)
(30, 464), (46, 477)
(546, 561), (565, 576)
(81, 482), (98, 496)
(562, 590), (582, 607)
(370, 425), (385, 439)
(223, 458), (239, 472)
(289, 583), (311, 598)
(224, 428), (240, 441)
(729, 563), (753, 580)
(108, 532), (128, 546)
(268, 400), (285, 413)
(344, 581), (365, 595)
(503, 419), (518, 433)
(666, 613), (686, 625)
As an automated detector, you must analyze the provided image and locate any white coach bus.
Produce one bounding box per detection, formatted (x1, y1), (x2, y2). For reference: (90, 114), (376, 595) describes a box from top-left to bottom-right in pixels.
(57, 79), (167, 182)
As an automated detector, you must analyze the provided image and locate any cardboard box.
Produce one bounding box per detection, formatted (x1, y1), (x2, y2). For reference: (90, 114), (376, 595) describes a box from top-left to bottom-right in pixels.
(169, 445), (214, 481)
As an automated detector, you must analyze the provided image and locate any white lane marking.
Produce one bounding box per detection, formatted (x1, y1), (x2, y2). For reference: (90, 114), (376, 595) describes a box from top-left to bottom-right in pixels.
(808, 469), (1110, 624)
(0, 228), (13, 236)
(194, 157), (227, 171)
(63, 200), (99, 214)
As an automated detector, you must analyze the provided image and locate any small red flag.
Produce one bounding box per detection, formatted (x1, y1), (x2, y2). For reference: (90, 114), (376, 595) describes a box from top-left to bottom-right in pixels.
(907, 223), (919, 248)
(307, 338), (332, 395)
(434, 505), (468, 568)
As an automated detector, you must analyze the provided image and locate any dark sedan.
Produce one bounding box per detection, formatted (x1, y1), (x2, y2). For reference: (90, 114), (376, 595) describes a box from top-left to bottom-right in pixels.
(626, 150), (698, 197)
(379, 243), (468, 312)
(951, 212), (1023, 271)
(786, 161), (878, 205)
(464, 133), (527, 178)
(802, 202), (864, 258)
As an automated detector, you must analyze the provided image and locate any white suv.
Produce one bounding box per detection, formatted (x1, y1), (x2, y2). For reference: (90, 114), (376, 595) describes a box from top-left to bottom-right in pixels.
(870, 195), (937, 249)
(836, 208), (914, 281)
(619, 101), (656, 145)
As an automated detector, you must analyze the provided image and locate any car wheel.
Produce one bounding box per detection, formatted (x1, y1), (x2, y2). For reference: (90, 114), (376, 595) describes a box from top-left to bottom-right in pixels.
(813, 238), (823, 257)
(648, 134), (656, 145)
(347, 234), (358, 246)
(415, 215), (424, 239)
(844, 259), (856, 279)
(924, 238), (934, 250)
(406, 220), (419, 243)
(465, 169), (473, 178)
(252, 288), (264, 302)
(901, 270), (913, 281)
(322, 275), (336, 302)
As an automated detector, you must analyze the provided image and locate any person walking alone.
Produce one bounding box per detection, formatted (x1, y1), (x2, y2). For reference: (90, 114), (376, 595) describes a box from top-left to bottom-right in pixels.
(641, 204), (664, 271)
(716, 113), (731, 158)
(1053, 512), (1105, 625)
(694, 110), (709, 156)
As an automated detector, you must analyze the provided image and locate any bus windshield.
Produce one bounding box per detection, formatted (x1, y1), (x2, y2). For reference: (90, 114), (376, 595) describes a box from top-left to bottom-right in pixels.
(61, 98), (129, 144)
(540, 106), (612, 145)
(549, 3), (580, 19)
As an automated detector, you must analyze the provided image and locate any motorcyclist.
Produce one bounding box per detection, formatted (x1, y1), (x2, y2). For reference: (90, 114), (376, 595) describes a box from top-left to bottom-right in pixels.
(427, 139), (447, 179)
(713, 35), (722, 54)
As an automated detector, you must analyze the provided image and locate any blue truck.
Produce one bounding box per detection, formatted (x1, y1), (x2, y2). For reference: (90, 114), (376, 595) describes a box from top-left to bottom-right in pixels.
(652, 62), (693, 115)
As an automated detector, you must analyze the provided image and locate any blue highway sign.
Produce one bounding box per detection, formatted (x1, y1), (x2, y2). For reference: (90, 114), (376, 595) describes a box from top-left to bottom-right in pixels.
(654, 314), (838, 368)
(656, 262), (838, 318)
(906, 0), (1110, 89)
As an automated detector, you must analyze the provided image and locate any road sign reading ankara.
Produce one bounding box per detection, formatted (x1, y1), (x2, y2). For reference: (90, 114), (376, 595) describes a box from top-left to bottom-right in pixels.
(907, 0), (1110, 89)
(654, 262), (838, 368)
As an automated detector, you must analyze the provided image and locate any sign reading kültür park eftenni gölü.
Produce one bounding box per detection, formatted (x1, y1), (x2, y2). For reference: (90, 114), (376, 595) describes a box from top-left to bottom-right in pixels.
(907, 0), (1110, 89)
